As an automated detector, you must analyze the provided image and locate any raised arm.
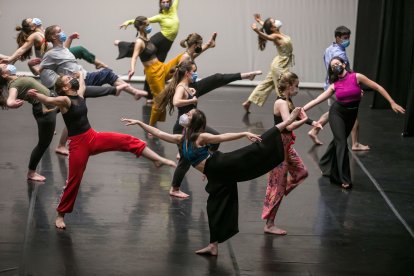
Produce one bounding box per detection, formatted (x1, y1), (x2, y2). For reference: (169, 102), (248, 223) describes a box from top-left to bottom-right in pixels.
(6, 88), (24, 108)
(121, 118), (182, 144)
(64, 33), (80, 48)
(198, 131), (261, 146)
(356, 73), (405, 114)
(75, 71), (86, 98)
(254, 13), (264, 26)
(5, 33), (39, 63)
(303, 85), (335, 111)
(251, 23), (279, 42)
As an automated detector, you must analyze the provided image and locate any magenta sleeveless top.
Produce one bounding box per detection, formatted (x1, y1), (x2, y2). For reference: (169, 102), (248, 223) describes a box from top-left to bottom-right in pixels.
(334, 73), (362, 103)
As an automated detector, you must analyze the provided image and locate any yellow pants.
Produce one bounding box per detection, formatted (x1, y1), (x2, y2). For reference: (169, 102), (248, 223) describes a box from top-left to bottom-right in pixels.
(146, 53), (184, 126)
(248, 57), (290, 107)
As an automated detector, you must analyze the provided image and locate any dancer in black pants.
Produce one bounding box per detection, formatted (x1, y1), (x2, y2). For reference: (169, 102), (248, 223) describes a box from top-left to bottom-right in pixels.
(0, 64), (56, 181)
(156, 60), (262, 197)
(122, 107), (300, 255)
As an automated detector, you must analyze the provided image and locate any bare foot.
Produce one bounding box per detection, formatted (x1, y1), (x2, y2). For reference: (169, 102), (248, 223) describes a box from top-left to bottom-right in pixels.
(134, 89), (148, 101)
(352, 143), (370, 151)
(55, 213), (66, 229)
(264, 225), (287, 235)
(242, 100), (251, 113)
(27, 171), (46, 181)
(55, 146), (69, 156)
(154, 158), (177, 168)
(207, 32), (217, 48)
(115, 83), (131, 96)
(94, 59), (108, 70)
(113, 40), (120, 46)
(195, 243), (218, 256)
(341, 182), (352, 189)
(169, 187), (190, 198)
(308, 129), (323, 145)
(242, 71), (262, 81)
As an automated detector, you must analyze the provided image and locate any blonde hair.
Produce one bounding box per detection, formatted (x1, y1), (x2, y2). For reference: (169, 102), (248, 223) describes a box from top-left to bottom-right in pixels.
(277, 71), (299, 110)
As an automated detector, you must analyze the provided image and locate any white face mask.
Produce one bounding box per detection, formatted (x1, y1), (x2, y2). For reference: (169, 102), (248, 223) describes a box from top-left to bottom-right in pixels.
(179, 114), (190, 127)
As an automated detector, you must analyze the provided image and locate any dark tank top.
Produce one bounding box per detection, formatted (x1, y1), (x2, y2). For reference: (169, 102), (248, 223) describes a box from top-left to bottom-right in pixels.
(62, 95), (91, 137)
(139, 38), (157, 62)
(274, 96), (292, 133)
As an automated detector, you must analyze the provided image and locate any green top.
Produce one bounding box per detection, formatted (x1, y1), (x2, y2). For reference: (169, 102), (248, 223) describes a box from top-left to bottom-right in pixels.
(125, 0), (180, 41)
(8, 77), (51, 108)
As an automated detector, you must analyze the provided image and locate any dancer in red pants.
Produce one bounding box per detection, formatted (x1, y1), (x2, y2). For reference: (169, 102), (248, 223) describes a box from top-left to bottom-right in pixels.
(28, 71), (176, 229)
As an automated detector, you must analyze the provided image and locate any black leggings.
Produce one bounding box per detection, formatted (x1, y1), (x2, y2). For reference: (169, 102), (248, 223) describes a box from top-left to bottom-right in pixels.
(28, 105), (57, 171)
(203, 126), (284, 243)
(171, 73), (242, 188)
(319, 101), (359, 185)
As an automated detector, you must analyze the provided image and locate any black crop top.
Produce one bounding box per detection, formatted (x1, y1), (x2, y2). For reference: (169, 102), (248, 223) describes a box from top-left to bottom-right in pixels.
(62, 95), (91, 137)
(139, 38), (158, 62)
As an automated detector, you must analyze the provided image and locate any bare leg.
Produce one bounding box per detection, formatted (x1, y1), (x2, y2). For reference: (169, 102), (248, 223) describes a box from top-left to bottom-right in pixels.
(264, 219), (287, 235)
(114, 79), (148, 100)
(94, 58), (108, 69)
(169, 187), (190, 198)
(55, 128), (69, 155)
(240, 71), (263, 81)
(55, 212), (66, 229)
(140, 147), (176, 168)
(351, 118), (370, 151)
(115, 83), (130, 96)
(196, 242), (218, 256)
(242, 100), (251, 113)
(308, 111), (329, 145)
(27, 170), (46, 181)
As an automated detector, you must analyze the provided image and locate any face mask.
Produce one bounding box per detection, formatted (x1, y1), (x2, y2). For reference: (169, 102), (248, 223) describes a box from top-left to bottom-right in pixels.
(194, 45), (202, 54)
(32, 18), (42, 27)
(179, 114), (190, 127)
(144, 25), (152, 34)
(275, 20), (283, 29)
(58, 32), (67, 42)
(6, 65), (17, 75)
(69, 78), (80, 91)
(191, 72), (198, 83)
(161, 3), (170, 10)
(340, 39), (350, 48)
(333, 64), (344, 75)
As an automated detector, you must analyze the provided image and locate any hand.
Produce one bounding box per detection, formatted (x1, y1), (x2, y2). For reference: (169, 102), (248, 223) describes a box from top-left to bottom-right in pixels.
(69, 33), (80, 40)
(128, 70), (135, 81)
(391, 102), (405, 114)
(192, 96), (198, 104)
(27, 89), (39, 98)
(121, 118), (140, 126)
(245, 132), (262, 142)
(0, 57), (10, 64)
(251, 23), (258, 31)
(298, 108), (308, 120)
(254, 13), (262, 23)
(188, 87), (197, 96)
(28, 58), (41, 66)
(8, 99), (24, 108)
(119, 20), (131, 30)
(312, 121), (323, 130)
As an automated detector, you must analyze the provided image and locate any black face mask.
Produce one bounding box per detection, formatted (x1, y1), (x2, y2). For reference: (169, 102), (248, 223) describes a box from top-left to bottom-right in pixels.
(69, 78), (80, 91)
(194, 46), (202, 54)
(333, 64), (344, 76)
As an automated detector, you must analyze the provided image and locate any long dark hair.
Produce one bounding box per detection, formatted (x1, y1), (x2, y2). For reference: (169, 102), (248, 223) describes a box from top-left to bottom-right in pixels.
(185, 109), (206, 143)
(156, 60), (196, 115)
(15, 18), (34, 60)
(133, 16), (148, 37)
(258, 18), (274, 51)
(328, 56), (352, 84)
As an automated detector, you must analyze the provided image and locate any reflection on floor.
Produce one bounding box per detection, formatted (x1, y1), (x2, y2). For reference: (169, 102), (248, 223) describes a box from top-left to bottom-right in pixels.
(0, 85), (413, 275)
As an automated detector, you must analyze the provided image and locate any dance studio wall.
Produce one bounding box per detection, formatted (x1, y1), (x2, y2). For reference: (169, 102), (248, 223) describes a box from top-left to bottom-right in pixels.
(1, 0), (358, 86)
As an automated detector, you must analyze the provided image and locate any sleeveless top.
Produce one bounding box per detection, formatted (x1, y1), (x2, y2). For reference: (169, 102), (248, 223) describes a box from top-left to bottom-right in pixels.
(62, 95), (91, 137)
(333, 73), (362, 103)
(274, 35), (294, 69)
(138, 38), (158, 62)
(273, 97), (293, 134)
(182, 138), (210, 167)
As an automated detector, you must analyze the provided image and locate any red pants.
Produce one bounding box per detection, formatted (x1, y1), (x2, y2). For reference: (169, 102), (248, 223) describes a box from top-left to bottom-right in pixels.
(57, 128), (147, 213)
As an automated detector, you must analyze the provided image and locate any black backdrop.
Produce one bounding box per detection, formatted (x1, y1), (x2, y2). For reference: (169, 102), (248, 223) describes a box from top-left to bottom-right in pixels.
(354, 0), (414, 136)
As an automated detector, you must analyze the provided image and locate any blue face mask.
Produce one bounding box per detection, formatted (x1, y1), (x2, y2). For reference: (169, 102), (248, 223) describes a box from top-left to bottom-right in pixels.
(58, 32), (67, 42)
(340, 39), (350, 48)
(144, 25), (152, 34)
(32, 18), (42, 27)
(6, 65), (17, 75)
(191, 72), (198, 83)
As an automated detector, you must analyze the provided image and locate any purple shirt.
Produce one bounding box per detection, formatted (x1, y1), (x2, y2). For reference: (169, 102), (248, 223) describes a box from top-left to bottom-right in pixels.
(334, 72), (361, 103)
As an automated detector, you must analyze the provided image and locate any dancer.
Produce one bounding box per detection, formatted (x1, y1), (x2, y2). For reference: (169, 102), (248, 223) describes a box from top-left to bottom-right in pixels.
(121, 107), (300, 255)
(1, 18), (107, 72)
(303, 57), (405, 189)
(156, 60), (262, 198)
(27, 71), (176, 229)
(308, 26), (369, 151)
(119, 0), (180, 102)
(125, 16), (215, 126)
(242, 14), (294, 113)
(0, 63), (56, 181)
(262, 72), (315, 235)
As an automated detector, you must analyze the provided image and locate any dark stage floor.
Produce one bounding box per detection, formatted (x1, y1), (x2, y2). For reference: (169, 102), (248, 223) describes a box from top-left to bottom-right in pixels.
(1, 85), (413, 275)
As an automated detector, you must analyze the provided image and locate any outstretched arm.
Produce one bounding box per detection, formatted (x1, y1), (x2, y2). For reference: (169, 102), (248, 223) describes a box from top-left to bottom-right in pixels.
(27, 89), (70, 109)
(119, 19), (135, 30)
(198, 131), (261, 146)
(254, 13), (264, 26)
(303, 85), (335, 111)
(121, 118), (182, 144)
(4, 34), (38, 63)
(356, 73), (405, 114)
